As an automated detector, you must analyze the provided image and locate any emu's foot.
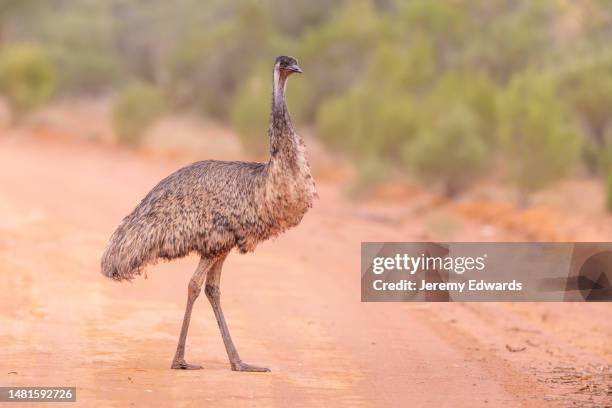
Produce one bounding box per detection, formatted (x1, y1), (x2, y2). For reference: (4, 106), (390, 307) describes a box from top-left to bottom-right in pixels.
(231, 361), (271, 372)
(171, 360), (203, 370)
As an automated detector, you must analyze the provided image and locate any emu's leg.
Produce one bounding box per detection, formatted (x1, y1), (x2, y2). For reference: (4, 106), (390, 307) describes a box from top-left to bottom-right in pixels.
(171, 257), (215, 370)
(205, 255), (270, 372)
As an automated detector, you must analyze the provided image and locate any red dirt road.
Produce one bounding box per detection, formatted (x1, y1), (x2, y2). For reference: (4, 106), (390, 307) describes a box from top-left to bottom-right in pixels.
(0, 136), (610, 407)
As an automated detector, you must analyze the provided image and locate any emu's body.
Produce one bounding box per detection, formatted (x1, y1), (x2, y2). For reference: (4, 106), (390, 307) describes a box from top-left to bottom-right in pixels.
(101, 56), (315, 371)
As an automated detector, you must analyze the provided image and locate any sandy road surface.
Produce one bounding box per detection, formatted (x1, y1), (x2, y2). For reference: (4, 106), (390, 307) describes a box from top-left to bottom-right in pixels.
(0, 136), (610, 407)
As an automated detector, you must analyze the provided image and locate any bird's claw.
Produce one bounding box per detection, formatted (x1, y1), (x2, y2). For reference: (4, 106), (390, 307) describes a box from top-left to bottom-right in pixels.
(171, 360), (203, 370)
(231, 361), (271, 372)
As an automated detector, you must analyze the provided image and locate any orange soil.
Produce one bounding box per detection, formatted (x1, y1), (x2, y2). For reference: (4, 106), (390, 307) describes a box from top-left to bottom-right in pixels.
(0, 135), (610, 407)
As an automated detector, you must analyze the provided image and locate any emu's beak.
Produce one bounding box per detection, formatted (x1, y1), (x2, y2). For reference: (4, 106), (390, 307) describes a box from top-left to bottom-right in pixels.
(288, 63), (303, 74)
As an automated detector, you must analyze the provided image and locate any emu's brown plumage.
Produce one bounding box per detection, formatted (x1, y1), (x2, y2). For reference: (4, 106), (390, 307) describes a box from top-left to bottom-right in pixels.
(101, 56), (315, 372)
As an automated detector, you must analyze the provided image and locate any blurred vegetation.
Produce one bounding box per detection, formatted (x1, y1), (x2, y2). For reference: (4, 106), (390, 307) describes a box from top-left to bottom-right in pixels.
(0, 43), (56, 120)
(560, 56), (612, 174)
(406, 105), (489, 197)
(607, 169), (612, 213)
(112, 82), (166, 146)
(230, 62), (271, 157)
(498, 73), (581, 202)
(1, 0), (612, 206)
(425, 209), (461, 240)
(168, 0), (275, 118)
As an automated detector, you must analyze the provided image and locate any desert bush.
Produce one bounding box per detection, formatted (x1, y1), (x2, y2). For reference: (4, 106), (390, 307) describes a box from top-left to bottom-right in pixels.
(605, 162), (612, 212)
(168, 0), (273, 118)
(404, 105), (489, 197)
(606, 169), (612, 213)
(112, 82), (166, 146)
(498, 74), (581, 199)
(606, 172), (612, 212)
(317, 62), (496, 196)
(425, 71), (499, 144)
(604, 141), (612, 212)
(398, 0), (475, 69)
(565, 64), (612, 145)
(295, 0), (389, 122)
(401, 72), (498, 196)
(365, 41), (438, 95)
(400, 0), (471, 39)
(53, 47), (119, 94)
(560, 58), (612, 173)
(0, 43), (57, 120)
(230, 64), (271, 157)
(29, 2), (120, 94)
(463, 2), (553, 82)
(269, 0), (343, 37)
(316, 84), (418, 161)
(315, 39), (435, 161)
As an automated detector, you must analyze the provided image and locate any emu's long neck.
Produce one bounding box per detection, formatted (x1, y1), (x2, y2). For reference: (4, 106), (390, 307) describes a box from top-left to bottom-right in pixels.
(265, 65), (317, 209)
(268, 68), (299, 166)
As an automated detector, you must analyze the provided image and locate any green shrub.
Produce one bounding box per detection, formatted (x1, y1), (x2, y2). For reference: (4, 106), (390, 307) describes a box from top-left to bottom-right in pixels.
(607, 169), (612, 213)
(112, 82), (166, 146)
(295, 0), (389, 122)
(168, 1), (273, 118)
(425, 71), (499, 147)
(604, 141), (612, 212)
(315, 39), (433, 161)
(561, 58), (612, 173)
(565, 65), (612, 145)
(498, 73), (581, 198)
(269, 0), (343, 37)
(0, 44), (57, 120)
(360, 40), (438, 99)
(34, 3), (120, 93)
(398, 0), (474, 58)
(230, 64), (271, 157)
(404, 105), (489, 197)
(316, 84), (418, 161)
(317, 64), (496, 196)
(463, 2), (553, 82)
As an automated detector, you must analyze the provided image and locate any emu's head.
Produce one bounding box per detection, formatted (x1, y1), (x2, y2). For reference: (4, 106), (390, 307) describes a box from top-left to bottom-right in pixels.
(275, 55), (302, 79)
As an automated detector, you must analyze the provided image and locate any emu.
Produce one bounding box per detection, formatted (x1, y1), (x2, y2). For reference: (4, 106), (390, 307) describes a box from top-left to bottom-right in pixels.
(101, 56), (315, 372)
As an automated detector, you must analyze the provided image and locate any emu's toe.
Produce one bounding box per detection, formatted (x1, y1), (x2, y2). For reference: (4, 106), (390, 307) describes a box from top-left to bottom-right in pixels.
(231, 361), (270, 372)
(171, 360), (203, 370)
